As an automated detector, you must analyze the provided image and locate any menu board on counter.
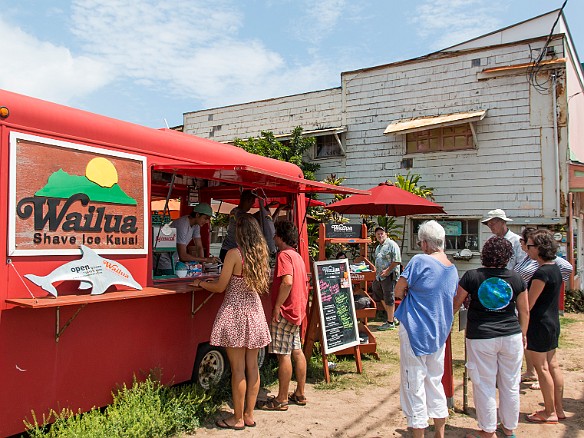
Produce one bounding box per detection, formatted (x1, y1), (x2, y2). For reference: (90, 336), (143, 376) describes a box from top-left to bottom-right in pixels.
(313, 259), (360, 354)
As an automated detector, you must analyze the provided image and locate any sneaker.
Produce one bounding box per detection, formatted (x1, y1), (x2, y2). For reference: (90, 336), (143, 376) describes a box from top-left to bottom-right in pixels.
(393, 318), (400, 327)
(378, 321), (396, 331)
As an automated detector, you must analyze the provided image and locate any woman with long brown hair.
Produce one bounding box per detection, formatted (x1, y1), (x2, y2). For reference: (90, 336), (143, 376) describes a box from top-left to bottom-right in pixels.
(194, 213), (271, 430)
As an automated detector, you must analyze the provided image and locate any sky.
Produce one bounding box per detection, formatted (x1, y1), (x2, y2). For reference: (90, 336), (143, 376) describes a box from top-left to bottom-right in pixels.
(1, 0), (582, 129)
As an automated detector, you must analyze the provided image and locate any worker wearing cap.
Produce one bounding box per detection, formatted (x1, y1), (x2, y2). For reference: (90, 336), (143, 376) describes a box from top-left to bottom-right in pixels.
(482, 209), (525, 270)
(155, 203), (219, 275)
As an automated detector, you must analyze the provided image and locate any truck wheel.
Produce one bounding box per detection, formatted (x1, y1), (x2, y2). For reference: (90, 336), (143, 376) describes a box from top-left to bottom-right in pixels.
(192, 344), (228, 389)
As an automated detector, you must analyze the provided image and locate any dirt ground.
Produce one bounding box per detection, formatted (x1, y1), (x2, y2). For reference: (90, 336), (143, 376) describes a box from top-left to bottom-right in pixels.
(187, 312), (584, 437)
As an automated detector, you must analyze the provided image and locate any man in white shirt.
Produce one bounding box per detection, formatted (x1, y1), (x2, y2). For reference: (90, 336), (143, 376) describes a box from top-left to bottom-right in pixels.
(155, 203), (218, 275)
(482, 209), (525, 270)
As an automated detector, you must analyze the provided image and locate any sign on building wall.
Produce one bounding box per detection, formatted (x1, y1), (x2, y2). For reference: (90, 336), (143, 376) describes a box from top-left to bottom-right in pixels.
(438, 220), (462, 236)
(9, 132), (148, 256)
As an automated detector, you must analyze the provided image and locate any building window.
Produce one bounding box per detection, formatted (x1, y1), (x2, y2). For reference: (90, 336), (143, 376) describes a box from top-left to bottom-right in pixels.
(411, 218), (479, 252)
(315, 134), (344, 158)
(406, 125), (474, 154)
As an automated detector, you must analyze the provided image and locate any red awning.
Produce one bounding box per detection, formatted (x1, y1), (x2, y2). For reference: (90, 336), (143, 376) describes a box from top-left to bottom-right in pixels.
(152, 164), (368, 196)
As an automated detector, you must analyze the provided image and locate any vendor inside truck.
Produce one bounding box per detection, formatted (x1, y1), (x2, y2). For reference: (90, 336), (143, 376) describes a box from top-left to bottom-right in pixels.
(154, 202), (219, 276)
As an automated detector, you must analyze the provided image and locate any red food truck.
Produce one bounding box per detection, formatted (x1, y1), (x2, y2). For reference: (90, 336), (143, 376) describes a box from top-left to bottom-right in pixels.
(0, 89), (364, 436)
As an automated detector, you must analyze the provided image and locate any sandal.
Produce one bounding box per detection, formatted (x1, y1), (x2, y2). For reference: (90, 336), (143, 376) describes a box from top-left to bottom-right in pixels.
(288, 392), (307, 406)
(526, 411), (558, 424)
(521, 374), (538, 383)
(258, 396), (288, 411)
(530, 381), (541, 390)
(215, 418), (245, 430)
(496, 426), (516, 437)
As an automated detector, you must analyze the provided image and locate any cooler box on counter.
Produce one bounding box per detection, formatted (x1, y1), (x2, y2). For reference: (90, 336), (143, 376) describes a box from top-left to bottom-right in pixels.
(153, 224), (177, 249)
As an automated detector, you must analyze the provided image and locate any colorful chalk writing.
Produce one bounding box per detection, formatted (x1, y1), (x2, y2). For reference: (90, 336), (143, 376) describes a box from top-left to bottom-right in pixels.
(314, 260), (360, 354)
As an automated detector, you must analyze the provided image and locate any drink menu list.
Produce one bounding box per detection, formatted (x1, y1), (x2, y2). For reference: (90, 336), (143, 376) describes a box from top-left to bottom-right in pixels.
(315, 260), (359, 354)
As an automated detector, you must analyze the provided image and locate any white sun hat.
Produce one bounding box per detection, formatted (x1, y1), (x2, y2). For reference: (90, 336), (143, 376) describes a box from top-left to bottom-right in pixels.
(481, 209), (512, 223)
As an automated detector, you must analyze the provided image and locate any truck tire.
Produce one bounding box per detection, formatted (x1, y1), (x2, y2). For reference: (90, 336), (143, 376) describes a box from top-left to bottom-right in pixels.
(192, 344), (228, 389)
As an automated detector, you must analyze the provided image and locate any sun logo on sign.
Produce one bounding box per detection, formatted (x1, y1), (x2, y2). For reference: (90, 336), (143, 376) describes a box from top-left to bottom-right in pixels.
(85, 157), (119, 188)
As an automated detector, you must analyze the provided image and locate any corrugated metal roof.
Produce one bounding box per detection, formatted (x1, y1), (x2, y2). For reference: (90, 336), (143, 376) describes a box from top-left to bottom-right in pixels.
(383, 110), (487, 135)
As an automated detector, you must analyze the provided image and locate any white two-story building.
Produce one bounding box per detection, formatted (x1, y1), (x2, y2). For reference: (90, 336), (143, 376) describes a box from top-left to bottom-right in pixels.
(182, 10), (584, 284)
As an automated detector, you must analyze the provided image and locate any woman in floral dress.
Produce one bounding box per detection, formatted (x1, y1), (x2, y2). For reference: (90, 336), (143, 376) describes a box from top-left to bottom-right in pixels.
(194, 213), (271, 430)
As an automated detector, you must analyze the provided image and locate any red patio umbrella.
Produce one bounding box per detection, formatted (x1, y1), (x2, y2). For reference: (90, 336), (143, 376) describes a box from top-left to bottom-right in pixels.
(325, 182), (445, 217)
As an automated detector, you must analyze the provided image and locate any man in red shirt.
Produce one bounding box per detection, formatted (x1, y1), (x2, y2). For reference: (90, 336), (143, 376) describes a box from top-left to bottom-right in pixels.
(259, 220), (309, 410)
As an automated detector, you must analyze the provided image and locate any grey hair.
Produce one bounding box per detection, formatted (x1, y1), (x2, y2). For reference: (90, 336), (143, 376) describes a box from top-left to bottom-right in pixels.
(417, 220), (445, 251)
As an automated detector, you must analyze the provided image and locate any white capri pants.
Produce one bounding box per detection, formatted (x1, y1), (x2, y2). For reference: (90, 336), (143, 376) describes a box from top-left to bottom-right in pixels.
(466, 333), (523, 433)
(399, 325), (448, 429)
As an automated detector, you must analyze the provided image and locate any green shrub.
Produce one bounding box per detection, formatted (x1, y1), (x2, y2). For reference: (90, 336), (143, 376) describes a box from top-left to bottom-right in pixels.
(25, 375), (219, 437)
(565, 289), (584, 313)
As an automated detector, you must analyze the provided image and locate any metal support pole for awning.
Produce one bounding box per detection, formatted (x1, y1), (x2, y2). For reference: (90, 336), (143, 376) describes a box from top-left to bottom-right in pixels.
(153, 171), (177, 273)
(55, 305), (87, 342)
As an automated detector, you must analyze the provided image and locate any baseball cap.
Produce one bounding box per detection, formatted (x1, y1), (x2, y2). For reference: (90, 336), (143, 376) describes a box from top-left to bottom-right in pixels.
(191, 203), (214, 218)
(481, 208), (512, 223)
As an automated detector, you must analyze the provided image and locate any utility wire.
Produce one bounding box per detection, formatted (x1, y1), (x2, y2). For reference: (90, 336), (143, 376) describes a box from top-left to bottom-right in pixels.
(527, 0), (568, 93)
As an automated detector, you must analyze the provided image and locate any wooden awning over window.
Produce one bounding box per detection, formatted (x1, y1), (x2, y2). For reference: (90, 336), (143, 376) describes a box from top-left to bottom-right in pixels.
(384, 110), (487, 135)
(273, 126), (347, 140)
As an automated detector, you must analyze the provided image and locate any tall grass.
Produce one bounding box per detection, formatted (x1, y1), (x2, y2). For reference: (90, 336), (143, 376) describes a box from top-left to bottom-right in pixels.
(25, 375), (223, 438)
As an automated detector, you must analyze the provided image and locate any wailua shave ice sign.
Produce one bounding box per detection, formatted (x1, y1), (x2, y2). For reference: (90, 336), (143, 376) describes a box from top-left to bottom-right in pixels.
(8, 133), (148, 255)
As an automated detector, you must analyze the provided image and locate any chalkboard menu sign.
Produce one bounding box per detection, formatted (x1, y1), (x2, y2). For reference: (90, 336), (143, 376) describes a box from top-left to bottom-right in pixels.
(324, 223), (362, 239)
(313, 259), (360, 354)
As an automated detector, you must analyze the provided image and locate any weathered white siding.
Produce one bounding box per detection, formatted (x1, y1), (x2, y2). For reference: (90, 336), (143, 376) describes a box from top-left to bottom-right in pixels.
(335, 40), (567, 269)
(181, 32), (575, 274)
(184, 88), (342, 142)
(340, 41), (565, 215)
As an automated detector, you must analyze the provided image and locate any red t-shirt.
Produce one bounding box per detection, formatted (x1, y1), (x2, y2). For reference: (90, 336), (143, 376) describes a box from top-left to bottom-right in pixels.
(271, 248), (308, 325)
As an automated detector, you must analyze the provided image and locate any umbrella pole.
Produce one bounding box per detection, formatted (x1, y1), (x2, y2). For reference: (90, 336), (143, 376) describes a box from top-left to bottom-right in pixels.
(400, 216), (407, 253)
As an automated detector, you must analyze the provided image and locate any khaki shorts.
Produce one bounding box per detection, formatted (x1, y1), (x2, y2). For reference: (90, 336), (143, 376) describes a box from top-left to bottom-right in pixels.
(269, 317), (301, 355)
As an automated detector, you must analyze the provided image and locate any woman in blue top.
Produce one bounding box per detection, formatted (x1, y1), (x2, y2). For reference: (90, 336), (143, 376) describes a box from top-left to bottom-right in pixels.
(454, 237), (528, 438)
(394, 220), (459, 438)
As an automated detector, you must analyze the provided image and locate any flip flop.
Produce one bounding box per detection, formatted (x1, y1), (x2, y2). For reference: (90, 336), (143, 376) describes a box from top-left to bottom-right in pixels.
(288, 392), (307, 406)
(215, 418), (245, 430)
(244, 421), (256, 427)
(521, 374), (538, 383)
(526, 411), (558, 424)
(257, 396), (288, 411)
(529, 381), (541, 390)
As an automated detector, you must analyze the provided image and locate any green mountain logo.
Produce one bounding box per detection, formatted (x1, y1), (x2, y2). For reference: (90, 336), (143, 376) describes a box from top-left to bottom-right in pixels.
(35, 169), (137, 205)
